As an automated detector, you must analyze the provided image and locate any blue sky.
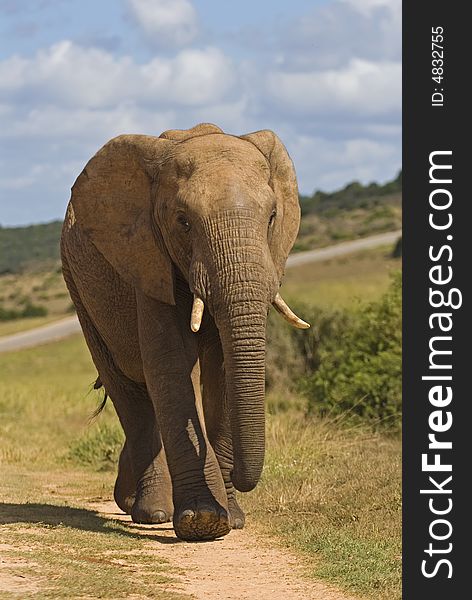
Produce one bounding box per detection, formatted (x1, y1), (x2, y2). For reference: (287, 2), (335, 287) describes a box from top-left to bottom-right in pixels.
(0, 0), (401, 226)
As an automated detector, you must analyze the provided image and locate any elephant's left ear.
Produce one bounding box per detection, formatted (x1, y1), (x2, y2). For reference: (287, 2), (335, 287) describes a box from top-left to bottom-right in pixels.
(240, 130), (300, 281)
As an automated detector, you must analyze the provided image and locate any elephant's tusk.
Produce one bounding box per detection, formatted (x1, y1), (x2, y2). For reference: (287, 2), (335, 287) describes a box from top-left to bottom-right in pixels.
(190, 295), (205, 332)
(272, 293), (310, 329)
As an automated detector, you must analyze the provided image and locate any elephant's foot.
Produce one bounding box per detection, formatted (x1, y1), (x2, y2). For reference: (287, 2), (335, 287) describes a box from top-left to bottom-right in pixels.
(228, 495), (245, 529)
(113, 476), (135, 515)
(173, 498), (230, 541)
(131, 484), (173, 524)
(113, 442), (135, 515)
(114, 488), (135, 515)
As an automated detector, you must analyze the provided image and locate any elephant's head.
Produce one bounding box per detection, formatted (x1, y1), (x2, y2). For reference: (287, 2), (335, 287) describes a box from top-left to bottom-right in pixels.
(70, 123), (309, 492)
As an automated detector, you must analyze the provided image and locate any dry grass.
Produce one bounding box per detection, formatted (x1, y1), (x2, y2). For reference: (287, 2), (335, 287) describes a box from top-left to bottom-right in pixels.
(0, 470), (185, 599)
(0, 337), (186, 599)
(283, 245), (400, 307)
(243, 401), (401, 599)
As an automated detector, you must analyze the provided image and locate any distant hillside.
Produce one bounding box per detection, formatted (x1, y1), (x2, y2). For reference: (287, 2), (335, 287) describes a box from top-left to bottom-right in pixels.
(295, 171), (402, 251)
(0, 221), (63, 275)
(299, 171), (401, 216)
(0, 172), (402, 275)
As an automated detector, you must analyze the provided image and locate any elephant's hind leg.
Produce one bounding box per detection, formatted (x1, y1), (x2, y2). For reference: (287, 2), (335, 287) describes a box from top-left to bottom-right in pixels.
(90, 353), (173, 524)
(113, 441), (135, 514)
(89, 342), (173, 524)
(62, 257), (173, 523)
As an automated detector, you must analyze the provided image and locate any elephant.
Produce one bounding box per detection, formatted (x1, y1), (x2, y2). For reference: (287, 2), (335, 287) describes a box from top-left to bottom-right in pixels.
(61, 123), (309, 541)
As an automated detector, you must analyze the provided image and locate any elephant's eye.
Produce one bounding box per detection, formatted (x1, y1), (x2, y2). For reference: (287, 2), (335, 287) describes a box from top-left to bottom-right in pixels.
(177, 213), (191, 233)
(268, 209), (277, 228)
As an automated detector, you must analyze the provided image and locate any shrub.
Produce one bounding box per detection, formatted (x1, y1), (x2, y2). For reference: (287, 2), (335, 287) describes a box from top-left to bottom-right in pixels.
(21, 302), (48, 318)
(266, 302), (352, 394)
(0, 301), (48, 321)
(0, 306), (20, 321)
(304, 273), (401, 426)
(266, 273), (401, 427)
(68, 422), (124, 470)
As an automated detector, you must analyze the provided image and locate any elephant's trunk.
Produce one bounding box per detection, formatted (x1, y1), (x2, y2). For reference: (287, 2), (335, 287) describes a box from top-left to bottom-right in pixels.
(195, 211), (276, 492)
(215, 299), (267, 491)
(191, 208), (278, 492)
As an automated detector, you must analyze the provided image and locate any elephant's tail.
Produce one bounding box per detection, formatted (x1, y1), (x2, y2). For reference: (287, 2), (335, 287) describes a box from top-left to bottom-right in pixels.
(89, 376), (108, 420)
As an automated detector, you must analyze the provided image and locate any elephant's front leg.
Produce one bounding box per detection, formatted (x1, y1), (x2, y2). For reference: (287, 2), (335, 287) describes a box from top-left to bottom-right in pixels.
(136, 290), (230, 541)
(199, 326), (245, 529)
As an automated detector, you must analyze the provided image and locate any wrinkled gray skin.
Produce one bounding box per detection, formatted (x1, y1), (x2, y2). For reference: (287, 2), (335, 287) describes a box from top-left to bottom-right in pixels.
(61, 123), (304, 541)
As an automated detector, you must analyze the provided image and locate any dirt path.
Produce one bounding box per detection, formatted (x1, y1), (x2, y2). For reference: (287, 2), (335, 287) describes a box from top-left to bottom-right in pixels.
(89, 501), (357, 600)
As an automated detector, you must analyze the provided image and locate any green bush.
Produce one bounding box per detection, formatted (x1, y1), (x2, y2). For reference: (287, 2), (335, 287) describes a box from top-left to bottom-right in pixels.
(20, 302), (48, 318)
(0, 306), (20, 321)
(266, 302), (352, 394)
(68, 422), (124, 470)
(304, 273), (401, 426)
(0, 301), (48, 321)
(266, 273), (401, 427)
(299, 170), (402, 217)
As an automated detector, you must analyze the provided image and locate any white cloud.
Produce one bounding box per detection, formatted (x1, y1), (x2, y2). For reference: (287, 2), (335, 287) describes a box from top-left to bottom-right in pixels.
(0, 104), (175, 142)
(0, 41), (236, 109)
(289, 134), (400, 193)
(142, 47), (236, 106)
(128, 0), (198, 47)
(277, 0), (401, 71)
(189, 97), (250, 134)
(0, 42), (136, 108)
(0, 39), (240, 224)
(0, 1), (402, 224)
(266, 58), (401, 117)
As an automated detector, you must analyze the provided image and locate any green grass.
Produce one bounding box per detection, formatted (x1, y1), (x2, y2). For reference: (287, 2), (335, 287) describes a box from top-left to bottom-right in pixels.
(0, 335), (105, 466)
(0, 338), (400, 599)
(294, 196), (401, 253)
(259, 247), (401, 598)
(68, 422), (125, 470)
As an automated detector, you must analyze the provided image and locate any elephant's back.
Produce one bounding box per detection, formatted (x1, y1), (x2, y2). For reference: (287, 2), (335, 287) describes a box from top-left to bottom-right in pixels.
(61, 215), (145, 383)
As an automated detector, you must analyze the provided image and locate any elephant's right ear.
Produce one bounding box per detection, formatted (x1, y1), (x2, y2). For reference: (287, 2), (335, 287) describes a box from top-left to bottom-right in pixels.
(69, 134), (175, 305)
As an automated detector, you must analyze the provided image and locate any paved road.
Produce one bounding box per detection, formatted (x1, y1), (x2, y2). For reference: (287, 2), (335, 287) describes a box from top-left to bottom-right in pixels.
(286, 229), (401, 268)
(0, 229), (401, 353)
(0, 315), (82, 353)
